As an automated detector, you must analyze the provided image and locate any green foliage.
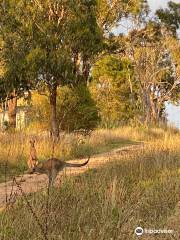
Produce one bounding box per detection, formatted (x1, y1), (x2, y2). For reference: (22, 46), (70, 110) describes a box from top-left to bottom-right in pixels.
(0, 0), (103, 136)
(0, 0), (143, 96)
(57, 85), (100, 131)
(156, 1), (180, 37)
(91, 56), (137, 127)
(0, 0), (103, 88)
(96, 0), (143, 32)
(67, 0), (103, 59)
(0, 0), (31, 94)
(29, 86), (99, 132)
(1, 0), (179, 131)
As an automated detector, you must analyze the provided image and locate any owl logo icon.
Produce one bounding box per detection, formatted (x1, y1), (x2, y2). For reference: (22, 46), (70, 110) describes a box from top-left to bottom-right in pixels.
(135, 227), (144, 236)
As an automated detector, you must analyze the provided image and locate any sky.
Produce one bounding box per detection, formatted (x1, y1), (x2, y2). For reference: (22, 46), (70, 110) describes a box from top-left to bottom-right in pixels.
(148, 0), (180, 129)
(148, 0), (179, 12)
(166, 104), (180, 129)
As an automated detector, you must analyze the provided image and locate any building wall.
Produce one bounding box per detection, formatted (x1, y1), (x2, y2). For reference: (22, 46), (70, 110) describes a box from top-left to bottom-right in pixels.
(0, 111), (9, 129)
(0, 107), (27, 130)
(16, 108), (26, 130)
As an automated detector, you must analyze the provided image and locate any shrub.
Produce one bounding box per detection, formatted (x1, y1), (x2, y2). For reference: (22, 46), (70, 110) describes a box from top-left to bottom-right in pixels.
(28, 85), (99, 132)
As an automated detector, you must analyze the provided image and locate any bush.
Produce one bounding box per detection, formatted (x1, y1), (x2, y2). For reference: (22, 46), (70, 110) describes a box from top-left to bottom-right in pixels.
(28, 85), (100, 132)
(90, 56), (138, 128)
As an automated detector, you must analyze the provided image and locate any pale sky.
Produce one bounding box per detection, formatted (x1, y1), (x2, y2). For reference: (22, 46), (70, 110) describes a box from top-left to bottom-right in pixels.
(148, 0), (180, 12)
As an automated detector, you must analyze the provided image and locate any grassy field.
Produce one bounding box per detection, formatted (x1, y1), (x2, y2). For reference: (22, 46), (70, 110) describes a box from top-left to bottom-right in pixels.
(0, 128), (136, 183)
(0, 127), (179, 240)
(0, 126), (155, 183)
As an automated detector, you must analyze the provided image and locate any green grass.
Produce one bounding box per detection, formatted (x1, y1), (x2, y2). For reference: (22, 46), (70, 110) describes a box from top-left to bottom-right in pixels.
(0, 131), (179, 240)
(0, 162), (26, 183)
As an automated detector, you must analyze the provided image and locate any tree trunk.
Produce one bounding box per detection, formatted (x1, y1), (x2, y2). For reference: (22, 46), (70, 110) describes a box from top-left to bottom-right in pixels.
(82, 57), (90, 84)
(49, 85), (59, 138)
(73, 51), (81, 76)
(8, 91), (17, 128)
(142, 89), (151, 125)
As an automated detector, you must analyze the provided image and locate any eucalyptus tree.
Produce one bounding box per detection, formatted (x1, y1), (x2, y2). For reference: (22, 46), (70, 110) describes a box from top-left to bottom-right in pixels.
(128, 22), (180, 124)
(0, 0), (145, 133)
(91, 55), (137, 127)
(96, 0), (144, 33)
(0, 0), (103, 136)
(156, 1), (180, 37)
(0, 1), (36, 127)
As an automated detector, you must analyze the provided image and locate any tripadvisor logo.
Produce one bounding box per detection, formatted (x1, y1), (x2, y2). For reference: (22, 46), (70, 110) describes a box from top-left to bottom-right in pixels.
(135, 226), (174, 236)
(135, 227), (144, 236)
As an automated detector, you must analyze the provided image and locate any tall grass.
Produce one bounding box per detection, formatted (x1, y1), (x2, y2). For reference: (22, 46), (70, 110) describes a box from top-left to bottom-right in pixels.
(0, 127), (179, 239)
(0, 127), (140, 182)
(0, 126), (178, 182)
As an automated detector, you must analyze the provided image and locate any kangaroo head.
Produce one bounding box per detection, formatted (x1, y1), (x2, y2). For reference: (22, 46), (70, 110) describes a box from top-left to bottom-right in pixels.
(32, 162), (44, 173)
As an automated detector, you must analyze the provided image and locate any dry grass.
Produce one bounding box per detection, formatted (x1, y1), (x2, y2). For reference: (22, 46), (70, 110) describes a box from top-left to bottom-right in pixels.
(0, 127), (142, 182)
(0, 127), (179, 240)
(0, 126), (178, 182)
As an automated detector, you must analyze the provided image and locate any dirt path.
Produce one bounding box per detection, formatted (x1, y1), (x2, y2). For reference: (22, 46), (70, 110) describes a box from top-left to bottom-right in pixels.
(0, 144), (143, 210)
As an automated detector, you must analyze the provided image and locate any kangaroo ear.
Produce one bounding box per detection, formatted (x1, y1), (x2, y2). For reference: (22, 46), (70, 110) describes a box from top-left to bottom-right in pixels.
(30, 139), (35, 144)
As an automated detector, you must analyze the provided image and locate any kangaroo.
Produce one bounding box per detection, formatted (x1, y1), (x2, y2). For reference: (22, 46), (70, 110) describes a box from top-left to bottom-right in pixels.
(32, 156), (90, 186)
(27, 139), (38, 170)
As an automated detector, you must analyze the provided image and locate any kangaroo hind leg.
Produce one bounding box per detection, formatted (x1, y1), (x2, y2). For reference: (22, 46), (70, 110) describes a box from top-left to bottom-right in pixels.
(48, 170), (58, 187)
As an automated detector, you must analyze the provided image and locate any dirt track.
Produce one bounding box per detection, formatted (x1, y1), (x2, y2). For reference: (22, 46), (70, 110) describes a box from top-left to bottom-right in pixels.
(0, 144), (143, 210)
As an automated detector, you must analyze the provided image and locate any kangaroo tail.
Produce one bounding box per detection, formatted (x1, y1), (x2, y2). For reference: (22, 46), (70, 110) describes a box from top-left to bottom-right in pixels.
(65, 156), (90, 168)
